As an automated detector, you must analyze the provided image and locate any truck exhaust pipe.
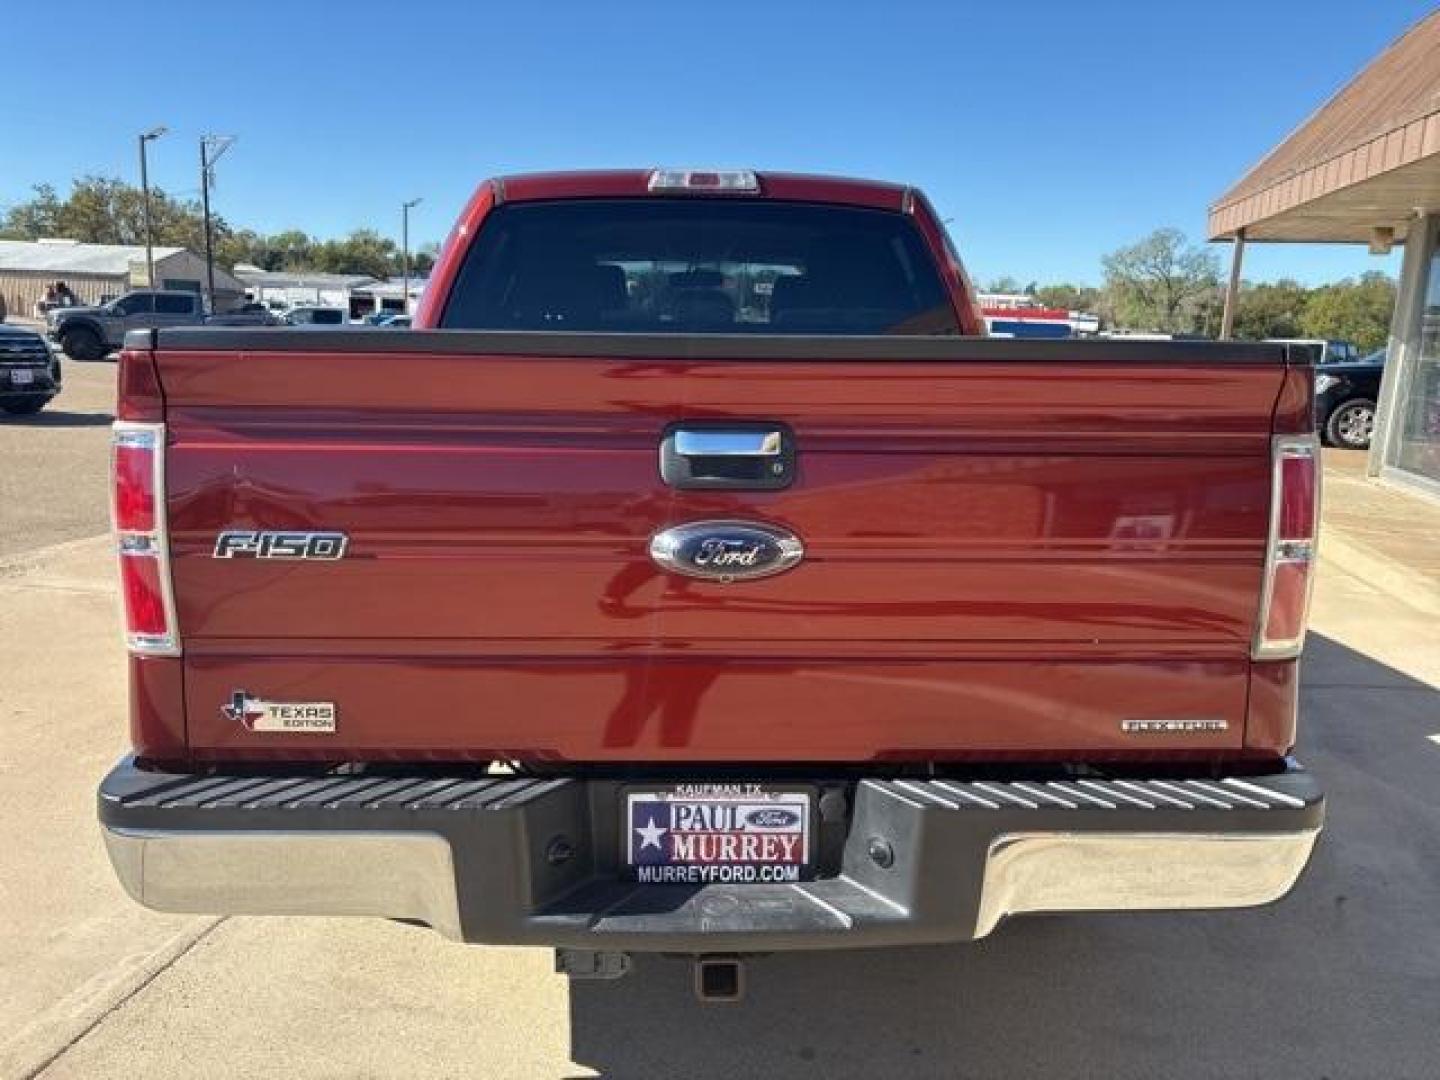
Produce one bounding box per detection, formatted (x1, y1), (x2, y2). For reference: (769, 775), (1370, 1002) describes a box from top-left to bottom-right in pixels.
(694, 955), (745, 1003)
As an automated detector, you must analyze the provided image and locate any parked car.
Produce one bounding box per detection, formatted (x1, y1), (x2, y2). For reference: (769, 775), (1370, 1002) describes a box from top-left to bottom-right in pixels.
(379, 315), (411, 328)
(363, 310), (405, 326)
(1316, 348), (1385, 449)
(206, 302), (281, 327)
(0, 322), (62, 415)
(98, 169), (1324, 983)
(282, 306), (347, 326)
(47, 290), (207, 361)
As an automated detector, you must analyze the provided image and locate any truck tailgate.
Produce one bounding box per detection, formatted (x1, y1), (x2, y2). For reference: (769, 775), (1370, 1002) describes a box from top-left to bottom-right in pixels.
(150, 333), (1291, 763)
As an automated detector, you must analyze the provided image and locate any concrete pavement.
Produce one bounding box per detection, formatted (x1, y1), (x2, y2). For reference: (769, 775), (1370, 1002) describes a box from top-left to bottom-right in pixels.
(0, 537), (211, 1077)
(2, 378), (1437, 1077)
(0, 361), (115, 558)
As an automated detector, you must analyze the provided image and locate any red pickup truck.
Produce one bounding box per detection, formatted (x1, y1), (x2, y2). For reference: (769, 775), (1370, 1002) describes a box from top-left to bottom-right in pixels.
(100, 169), (1323, 986)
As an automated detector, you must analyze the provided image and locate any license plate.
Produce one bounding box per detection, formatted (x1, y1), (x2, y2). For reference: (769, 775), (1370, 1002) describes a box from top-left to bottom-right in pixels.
(10, 369), (35, 385)
(626, 785), (812, 884)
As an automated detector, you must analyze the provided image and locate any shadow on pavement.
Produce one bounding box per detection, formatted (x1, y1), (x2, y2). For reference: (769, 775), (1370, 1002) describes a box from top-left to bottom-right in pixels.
(0, 409), (114, 427)
(568, 633), (1440, 1080)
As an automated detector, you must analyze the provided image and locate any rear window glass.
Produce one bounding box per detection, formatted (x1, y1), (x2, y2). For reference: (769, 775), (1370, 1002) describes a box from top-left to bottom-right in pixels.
(440, 199), (959, 335)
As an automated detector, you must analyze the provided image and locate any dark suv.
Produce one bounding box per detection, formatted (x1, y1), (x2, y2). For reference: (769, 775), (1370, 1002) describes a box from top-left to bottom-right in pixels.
(0, 322), (62, 415)
(1316, 349), (1385, 449)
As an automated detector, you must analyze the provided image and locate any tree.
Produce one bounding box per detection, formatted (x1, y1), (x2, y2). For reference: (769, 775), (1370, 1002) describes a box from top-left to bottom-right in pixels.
(1300, 272), (1395, 352)
(215, 228), (275, 271)
(2, 176), (229, 253)
(411, 242), (440, 277)
(1034, 283), (1102, 313)
(984, 276), (1023, 294)
(1101, 228), (1221, 334)
(311, 230), (400, 278)
(0, 183), (62, 238)
(1, 176), (437, 281)
(1231, 278), (1310, 340)
(271, 230), (320, 270)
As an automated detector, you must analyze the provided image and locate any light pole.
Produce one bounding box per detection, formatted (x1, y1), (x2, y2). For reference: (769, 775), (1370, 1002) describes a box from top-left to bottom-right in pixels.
(138, 126), (167, 287)
(401, 198), (422, 314)
(199, 136), (236, 312)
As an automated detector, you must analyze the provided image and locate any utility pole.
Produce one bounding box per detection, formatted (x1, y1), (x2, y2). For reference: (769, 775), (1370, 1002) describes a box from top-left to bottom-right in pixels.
(402, 198), (422, 314)
(138, 126), (167, 287)
(199, 135), (236, 312)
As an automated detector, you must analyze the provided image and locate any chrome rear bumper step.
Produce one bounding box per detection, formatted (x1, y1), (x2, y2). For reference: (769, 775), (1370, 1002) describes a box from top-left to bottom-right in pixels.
(100, 758), (1323, 951)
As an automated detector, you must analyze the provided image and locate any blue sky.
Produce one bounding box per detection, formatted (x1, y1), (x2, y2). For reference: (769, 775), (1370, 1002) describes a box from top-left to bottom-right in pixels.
(1, 0), (1430, 286)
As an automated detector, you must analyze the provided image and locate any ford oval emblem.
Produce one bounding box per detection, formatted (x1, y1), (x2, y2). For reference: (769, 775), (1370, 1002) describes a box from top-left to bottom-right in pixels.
(745, 807), (801, 828)
(649, 520), (804, 583)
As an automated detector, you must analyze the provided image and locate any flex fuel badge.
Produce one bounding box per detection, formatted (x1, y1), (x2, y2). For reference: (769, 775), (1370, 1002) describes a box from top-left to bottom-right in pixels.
(223, 691), (337, 734)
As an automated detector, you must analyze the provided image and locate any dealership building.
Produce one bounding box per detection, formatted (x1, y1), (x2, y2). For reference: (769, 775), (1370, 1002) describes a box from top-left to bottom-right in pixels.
(1209, 9), (1440, 500)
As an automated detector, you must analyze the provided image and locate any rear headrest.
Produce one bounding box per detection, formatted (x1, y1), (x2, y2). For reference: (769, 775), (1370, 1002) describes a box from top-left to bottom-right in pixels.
(508, 260), (627, 320)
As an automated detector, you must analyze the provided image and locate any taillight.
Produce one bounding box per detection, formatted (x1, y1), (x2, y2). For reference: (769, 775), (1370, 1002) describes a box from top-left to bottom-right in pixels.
(112, 422), (179, 656)
(1254, 435), (1320, 659)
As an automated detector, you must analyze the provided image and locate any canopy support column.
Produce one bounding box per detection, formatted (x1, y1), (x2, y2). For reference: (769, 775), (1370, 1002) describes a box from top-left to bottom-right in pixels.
(1219, 228), (1246, 339)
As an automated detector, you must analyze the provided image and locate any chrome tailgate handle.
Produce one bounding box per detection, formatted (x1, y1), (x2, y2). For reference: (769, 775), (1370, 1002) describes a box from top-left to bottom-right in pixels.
(673, 428), (783, 457)
(660, 422), (795, 491)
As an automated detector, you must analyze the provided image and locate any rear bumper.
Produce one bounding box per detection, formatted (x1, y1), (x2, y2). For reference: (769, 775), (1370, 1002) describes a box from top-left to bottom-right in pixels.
(99, 757), (1323, 951)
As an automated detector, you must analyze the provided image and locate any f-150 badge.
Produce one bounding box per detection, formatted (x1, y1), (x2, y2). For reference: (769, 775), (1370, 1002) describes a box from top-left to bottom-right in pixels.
(649, 520), (804, 582)
(213, 531), (348, 560)
(223, 691), (337, 733)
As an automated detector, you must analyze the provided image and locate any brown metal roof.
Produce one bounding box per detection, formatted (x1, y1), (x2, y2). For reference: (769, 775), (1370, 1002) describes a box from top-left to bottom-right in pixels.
(1209, 10), (1440, 241)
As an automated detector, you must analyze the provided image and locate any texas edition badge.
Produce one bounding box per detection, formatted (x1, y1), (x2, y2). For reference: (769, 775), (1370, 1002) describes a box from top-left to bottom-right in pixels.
(222, 691), (337, 733)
